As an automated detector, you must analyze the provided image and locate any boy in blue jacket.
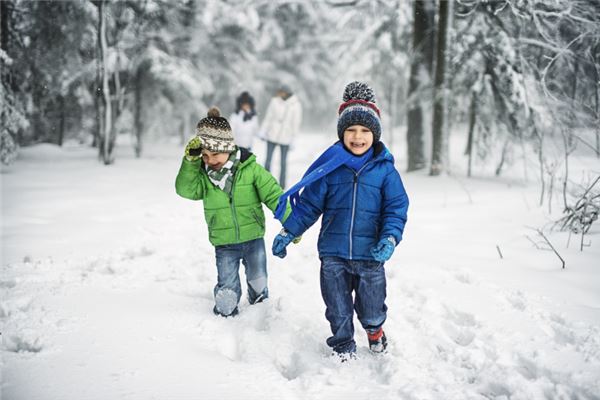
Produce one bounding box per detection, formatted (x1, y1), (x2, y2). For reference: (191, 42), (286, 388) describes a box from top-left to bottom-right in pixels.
(271, 82), (409, 359)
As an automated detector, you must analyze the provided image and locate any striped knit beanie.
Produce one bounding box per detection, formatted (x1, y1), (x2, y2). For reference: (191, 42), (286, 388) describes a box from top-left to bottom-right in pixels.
(337, 81), (382, 142)
(196, 107), (236, 153)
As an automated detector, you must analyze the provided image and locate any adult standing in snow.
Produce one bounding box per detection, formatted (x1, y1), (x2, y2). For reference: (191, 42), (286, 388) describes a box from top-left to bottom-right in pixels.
(229, 91), (259, 151)
(271, 82), (409, 360)
(260, 85), (303, 189)
(175, 107), (292, 317)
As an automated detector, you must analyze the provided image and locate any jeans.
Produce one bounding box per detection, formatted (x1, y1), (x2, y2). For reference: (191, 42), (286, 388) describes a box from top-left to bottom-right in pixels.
(320, 256), (387, 354)
(213, 238), (268, 315)
(264, 141), (289, 188)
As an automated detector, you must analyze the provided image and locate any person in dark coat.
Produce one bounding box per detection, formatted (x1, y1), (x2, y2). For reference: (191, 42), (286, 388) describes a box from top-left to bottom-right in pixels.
(271, 81), (409, 360)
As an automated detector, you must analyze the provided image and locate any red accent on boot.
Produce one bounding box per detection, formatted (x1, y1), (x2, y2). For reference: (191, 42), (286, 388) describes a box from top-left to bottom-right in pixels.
(367, 328), (384, 341)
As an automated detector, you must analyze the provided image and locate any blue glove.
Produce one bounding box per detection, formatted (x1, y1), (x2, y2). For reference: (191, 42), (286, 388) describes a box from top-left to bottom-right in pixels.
(370, 236), (397, 262)
(272, 229), (295, 258)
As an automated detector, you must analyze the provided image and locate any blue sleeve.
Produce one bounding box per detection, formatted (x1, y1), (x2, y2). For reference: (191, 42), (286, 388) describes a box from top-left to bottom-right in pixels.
(282, 177), (328, 237)
(380, 167), (409, 244)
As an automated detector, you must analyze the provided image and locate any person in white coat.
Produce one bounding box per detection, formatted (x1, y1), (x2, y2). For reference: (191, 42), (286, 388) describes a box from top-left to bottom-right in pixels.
(259, 85), (303, 188)
(229, 92), (259, 151)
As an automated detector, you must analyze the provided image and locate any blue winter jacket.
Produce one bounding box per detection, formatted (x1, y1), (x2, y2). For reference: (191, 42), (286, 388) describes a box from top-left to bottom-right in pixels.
(283, 142), (409, 260)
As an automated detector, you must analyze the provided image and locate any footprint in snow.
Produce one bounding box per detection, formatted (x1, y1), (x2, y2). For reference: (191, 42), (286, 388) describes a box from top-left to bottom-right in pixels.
(454, 271), (474, 285)
(445, 307), (478, 328)
(442, 308), (478, 347)
(442, 321), (476, 347)
(0, 278), (17, 289)
(503, 290), (527, 311)
(121, 246), (154, 260)
(275, 349), (305, 381)
(4, 330), (44, 353)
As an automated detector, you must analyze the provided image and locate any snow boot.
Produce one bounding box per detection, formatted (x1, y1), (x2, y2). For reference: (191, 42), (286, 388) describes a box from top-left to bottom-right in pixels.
(332, 351), (357, 363)
(367, 328), (387, 353)
(213, 305), (239, 318)
(249, 293), (266, 305)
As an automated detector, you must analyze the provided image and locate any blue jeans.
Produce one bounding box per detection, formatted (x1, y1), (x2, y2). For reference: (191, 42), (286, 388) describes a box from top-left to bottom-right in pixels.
(264, 141), (289, 188)
(213, 238), (268, 315)
(320, 256), (387, 354)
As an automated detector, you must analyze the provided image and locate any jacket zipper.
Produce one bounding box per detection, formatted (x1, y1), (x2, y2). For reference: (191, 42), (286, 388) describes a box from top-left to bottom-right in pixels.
(349, 174), (358, 259)
(229, 176), (240, 242)
(348, 161), (375, 259)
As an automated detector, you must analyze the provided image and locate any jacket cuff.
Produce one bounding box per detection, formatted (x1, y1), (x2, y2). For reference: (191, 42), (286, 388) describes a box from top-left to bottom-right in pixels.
(283, 217), (303, 238)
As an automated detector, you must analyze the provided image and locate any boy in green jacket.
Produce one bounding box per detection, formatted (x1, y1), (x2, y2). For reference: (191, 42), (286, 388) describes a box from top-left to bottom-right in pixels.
(175, 107), (290, 317)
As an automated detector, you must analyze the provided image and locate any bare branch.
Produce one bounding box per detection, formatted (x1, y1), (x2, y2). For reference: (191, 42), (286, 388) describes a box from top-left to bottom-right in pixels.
(524, 234), (542, 249)
(541, 31), (591, 100)
(536, 229), (566, 269)
(496, 245), (504, 259)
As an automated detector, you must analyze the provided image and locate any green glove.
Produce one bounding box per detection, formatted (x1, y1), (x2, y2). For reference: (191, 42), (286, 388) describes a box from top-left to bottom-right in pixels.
(185, 136), (203, 161)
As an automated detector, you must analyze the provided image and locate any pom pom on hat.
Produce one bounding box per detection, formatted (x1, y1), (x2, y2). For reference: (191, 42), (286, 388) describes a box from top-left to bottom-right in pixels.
(207, 107), (221, 118)
(343, 81), (376, 103)
(337, 81), (382, 142)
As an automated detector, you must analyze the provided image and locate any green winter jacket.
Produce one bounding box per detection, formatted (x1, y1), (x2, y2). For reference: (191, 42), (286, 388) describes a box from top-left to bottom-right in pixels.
(175, 148), (290, 246)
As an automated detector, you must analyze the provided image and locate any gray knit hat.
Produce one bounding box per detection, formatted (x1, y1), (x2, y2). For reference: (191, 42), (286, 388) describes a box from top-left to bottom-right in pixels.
(196, 107), (236, 153)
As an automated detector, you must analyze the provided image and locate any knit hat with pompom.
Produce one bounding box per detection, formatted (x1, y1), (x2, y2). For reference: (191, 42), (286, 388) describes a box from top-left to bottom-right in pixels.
(196, 107), (236, 153)
(337, 81), (382, 142)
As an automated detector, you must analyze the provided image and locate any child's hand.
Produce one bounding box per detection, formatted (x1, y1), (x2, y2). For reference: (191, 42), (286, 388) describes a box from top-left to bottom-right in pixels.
(185, 136), (203, 161)
(272, 229), (296, 258)
(292, 235), (302, 244)
(370, 236), (396, 262)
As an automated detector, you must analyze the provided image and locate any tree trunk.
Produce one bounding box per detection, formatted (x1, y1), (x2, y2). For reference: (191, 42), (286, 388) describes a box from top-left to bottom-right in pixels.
(1, 0), (10, 135)
(570, 57), (578, 129)
(465, 91), (477, 177)
(0, 1), (9, 59)
(97, 0), (113, 164)
(92, 31), (102, 148)
(58, 95), (65, 146)
(387, 80), (398, 150)
(134, 66), (144, 158)
(406, 0), (434, 172)
(430, 0), (452, 176)
(31, 67), (44, 143)
(592, 44), (600, 157)
(495, 138), (510, 176)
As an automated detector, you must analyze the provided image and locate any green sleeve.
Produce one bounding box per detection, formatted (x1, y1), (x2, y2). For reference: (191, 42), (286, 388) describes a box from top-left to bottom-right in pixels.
(253, 163), (291, 220)
(175, 157), (209, 200)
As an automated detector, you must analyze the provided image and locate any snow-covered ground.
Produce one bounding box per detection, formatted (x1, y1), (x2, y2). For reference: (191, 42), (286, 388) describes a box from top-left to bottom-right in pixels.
(2, 131), (599, 400)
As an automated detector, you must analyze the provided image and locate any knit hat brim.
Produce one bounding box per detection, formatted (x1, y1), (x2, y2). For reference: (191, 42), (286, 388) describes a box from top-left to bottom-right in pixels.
(337, 102), (382, 142)
(196, 126), (236, 153)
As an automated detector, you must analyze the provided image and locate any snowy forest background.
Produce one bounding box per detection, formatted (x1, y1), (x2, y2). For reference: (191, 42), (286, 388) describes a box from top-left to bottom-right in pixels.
(1, 0), (598, 172)
(2, 0), (600, 241)
(2, 1), (600, 399)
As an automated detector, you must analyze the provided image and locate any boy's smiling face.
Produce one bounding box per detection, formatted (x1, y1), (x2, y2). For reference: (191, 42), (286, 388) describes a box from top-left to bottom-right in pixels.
(343, 125), (374, 156)
(202, 149), (230, 171)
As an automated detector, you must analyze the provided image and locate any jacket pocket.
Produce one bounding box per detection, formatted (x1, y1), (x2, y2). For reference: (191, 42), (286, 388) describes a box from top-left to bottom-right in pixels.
(207, 213), (217, 239)
(251, 208), (265, 229)
(319, 213), (336, 238)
